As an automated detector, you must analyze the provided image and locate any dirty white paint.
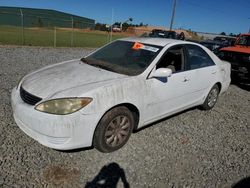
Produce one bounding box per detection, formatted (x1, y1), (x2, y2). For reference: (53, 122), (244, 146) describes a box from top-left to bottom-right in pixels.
(11, 38), (231, 150)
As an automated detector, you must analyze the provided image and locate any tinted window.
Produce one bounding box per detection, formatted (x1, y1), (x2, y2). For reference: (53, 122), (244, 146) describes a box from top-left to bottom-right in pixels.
(186, 44), (215, 70)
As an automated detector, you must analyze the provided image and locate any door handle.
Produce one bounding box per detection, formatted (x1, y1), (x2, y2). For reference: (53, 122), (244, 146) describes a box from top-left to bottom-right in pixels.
(183, 77), (190, 82)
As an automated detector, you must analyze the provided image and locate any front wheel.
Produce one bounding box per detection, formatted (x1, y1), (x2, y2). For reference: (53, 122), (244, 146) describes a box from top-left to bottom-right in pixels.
(93, 106), (134, 153)
(201, 84), (219, 110)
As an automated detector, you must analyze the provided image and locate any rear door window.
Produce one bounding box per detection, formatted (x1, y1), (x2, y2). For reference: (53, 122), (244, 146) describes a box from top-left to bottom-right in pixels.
(185, 44), (215, 70)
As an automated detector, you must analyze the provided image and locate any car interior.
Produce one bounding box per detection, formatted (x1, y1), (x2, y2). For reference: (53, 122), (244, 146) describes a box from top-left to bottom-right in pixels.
(156, 46), (185, 73)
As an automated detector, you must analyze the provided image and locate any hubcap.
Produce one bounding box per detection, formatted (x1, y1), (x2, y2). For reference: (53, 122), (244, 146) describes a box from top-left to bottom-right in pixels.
(207, 88), (218, 107)
(105, 115), (130, 147)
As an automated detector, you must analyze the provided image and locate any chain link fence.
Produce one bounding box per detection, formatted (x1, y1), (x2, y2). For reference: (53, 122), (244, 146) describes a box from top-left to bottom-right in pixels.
(0, 8), (201, 48)
(0, 9), (128, 48)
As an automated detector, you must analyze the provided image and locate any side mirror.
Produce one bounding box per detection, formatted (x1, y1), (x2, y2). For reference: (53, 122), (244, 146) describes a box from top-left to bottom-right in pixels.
(149, 68), (172, 78)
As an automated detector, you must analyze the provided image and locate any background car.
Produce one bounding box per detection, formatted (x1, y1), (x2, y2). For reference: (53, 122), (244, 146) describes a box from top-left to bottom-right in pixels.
(213, 36), (236, 46)
(200, 40), (223, 54)
(218, 33), (250, 81)
(199, 36), (236, 54)
(11, 38), (231, 152)
(148, 29), (185, 40)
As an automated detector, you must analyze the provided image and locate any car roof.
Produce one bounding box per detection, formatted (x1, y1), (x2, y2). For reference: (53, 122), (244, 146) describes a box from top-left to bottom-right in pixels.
(118, 37), (194, 47)
(200, 40), (222, 45)
(240, 33), (250, 36)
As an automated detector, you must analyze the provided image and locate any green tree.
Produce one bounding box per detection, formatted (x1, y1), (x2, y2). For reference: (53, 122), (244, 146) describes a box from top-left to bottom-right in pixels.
(95, 23), (108, 31)
(122, 23), (129, 31)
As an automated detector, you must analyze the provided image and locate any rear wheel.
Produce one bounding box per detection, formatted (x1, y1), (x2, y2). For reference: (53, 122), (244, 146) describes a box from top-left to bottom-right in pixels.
(201, 84), (219, 110)
(93, 106), (134, 153)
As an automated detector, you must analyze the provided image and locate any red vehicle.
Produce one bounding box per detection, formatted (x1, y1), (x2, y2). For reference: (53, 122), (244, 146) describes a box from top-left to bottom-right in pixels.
(219, 34), (250, 80)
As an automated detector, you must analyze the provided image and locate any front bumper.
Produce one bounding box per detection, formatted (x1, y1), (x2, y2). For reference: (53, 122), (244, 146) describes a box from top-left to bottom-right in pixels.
(11, 87), (101, 150)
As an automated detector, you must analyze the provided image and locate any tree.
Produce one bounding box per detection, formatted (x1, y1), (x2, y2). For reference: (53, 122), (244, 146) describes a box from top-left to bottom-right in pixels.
(122, 23), (129, 31)
(113, 22), (121, 26)
(229, 33), (238, 37)
(220, 32), (226, 35)
(95, 23), (108, 31)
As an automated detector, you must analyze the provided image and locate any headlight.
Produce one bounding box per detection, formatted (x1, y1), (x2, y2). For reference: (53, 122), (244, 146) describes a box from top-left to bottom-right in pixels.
(35, 97), (92, 115)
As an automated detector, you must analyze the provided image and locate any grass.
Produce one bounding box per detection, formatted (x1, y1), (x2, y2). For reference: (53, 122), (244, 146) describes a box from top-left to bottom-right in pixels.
(0, 26), (126, 48)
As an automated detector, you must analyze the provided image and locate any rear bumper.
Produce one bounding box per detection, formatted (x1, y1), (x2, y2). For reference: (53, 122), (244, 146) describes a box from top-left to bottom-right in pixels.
(11, 87), (101, 150)
(220, 80), (231, 95)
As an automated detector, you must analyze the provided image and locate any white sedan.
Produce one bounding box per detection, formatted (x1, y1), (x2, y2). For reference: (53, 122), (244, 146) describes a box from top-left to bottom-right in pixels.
(11, 38), (231, 152)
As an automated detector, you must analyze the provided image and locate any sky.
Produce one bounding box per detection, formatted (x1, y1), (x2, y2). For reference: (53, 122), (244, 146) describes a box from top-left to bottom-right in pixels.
(0, 0), (249, 34)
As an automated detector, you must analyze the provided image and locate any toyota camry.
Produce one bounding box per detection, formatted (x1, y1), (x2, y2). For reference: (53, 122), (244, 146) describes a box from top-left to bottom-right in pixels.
(11, 37), (231, 152)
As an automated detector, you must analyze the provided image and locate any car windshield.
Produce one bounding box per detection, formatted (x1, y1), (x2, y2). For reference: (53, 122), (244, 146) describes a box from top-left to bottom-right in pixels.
(235, 35), (250, 46)
(214, 37), (227, 42)
(82, 41), (162, 76)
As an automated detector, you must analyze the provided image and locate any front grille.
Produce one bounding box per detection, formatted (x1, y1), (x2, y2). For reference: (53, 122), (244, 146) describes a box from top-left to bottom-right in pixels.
(20, 86), (42, 105)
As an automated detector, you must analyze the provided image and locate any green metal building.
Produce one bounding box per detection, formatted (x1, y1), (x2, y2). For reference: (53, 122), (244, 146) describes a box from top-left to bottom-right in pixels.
(0, 6), (95, 29)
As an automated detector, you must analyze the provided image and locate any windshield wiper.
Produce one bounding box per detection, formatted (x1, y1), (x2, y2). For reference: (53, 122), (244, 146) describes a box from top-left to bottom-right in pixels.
(80, 57), (89, 63)
(92, 64), (115, 72)
(80, 58), (114, 72)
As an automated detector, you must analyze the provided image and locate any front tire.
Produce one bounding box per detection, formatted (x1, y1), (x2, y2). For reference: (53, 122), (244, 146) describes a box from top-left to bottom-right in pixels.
(93, 106), (134, 153)
(201, 84), (219, 110)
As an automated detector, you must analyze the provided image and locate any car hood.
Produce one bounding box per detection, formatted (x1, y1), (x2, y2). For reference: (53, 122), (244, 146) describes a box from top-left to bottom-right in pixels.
(220, 46), (250, 54)
(21, 59), (127, 98)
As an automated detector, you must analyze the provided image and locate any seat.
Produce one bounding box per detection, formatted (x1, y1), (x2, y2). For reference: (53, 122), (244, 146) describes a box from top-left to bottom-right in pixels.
(167, 61), (176, 72)
(156, 48), (184, 73)
(166, 53), (183, 72)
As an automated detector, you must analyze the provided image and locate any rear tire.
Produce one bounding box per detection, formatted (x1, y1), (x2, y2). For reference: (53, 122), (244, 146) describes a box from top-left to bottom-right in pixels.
(93, 106), (134, 153)
(201, 84), (219, 110)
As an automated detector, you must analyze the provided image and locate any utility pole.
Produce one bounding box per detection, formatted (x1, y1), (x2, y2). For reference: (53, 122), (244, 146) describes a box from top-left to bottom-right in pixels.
(248, 18), (250, 33)
(71, 16), (74, 47)
(54, 27), (57, 47)
(19, 8), (24, 45)
(169, 0), (177, 31)
(110, 9), (114, 43)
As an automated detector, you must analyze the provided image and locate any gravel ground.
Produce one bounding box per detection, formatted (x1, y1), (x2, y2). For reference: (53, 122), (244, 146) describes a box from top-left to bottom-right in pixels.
(0, 45), (249, 188)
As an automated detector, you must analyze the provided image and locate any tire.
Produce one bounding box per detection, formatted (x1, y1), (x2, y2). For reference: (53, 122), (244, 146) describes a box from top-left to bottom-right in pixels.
(201, 84), (220, 110)
(93, 106), (134, 153)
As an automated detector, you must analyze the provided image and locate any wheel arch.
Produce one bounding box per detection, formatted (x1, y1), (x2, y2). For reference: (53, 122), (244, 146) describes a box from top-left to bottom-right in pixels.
(119, 103), (140, 130)
(215, 82), (222, 93)
(92, 103), (140, 144)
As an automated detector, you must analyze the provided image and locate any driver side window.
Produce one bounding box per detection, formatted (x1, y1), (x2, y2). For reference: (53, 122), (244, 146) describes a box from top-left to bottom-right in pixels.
(156, 45), (185, 73)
